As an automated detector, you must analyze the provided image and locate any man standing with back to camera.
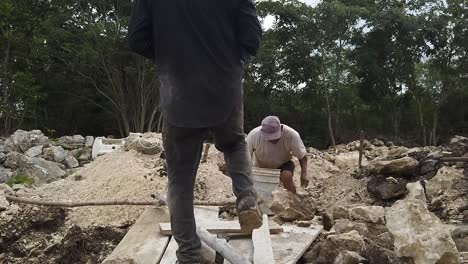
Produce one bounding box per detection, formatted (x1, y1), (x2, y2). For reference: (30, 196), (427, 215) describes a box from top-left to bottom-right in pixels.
(128, 0), (263, 263)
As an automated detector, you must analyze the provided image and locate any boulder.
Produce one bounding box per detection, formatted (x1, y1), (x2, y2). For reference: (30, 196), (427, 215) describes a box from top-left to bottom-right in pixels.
(349, 206), (385, 224)
(322, 210), (335, 231)
(43, 146), (67, 163)
(12, 184), (25, 191)
(332, 205), (351, 220)
(373, 232), (395, 250)
(450, 135), (468, 145)
(0, 152), (5, 163)
(317, 231), (366, 263)
(365, 243), (400, 264)
(0, 183), (14, 195)
(335, 152), (367, 170)
(368, 157), (418, 176)
(419, 159), (437, 175)
(303, 242), (321, 263)
(3, 152), (30, 169)
(0, 190), (9, 211)
(0, 166), (13, 183)
(405, 182), (427, 203)
(78, 148), (92, 163)
(17, 157), (66, 185)
(124, 132), (163, 155)
(269, 189), (314, 221)
(85, 136), (94, 148)
(387, 146), (409, 159)
(3, 130), (49, 153)
(64, 155), (79, 168)
(333, 250), (367, 264)
(59, 135), (85, 150)
(25, 145), (43, 157)
(425, 166), (463, 200)
(367, 176), (406, 201)
(386, 198), (459, 264)
(449, 135), (468, 155)
(370, 139), (385, 146)
(451, 226), (468, 251)
(333, 219), (369, 237)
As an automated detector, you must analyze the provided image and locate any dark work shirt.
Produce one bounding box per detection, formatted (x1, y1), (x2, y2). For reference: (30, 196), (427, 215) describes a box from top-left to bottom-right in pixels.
(128, 0), (262, 128)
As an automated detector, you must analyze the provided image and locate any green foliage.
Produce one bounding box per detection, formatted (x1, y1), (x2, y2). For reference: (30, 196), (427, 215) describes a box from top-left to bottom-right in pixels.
(0, 0), (466, 147)
(6, 175), (34, 187)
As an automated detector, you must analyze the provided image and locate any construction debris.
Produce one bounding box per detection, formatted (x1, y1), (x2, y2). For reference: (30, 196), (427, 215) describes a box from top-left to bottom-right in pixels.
(1, 131), (468, 263)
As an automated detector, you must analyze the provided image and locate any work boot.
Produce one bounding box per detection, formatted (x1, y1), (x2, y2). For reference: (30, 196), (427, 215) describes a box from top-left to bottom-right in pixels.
(237, 195), (263, 232)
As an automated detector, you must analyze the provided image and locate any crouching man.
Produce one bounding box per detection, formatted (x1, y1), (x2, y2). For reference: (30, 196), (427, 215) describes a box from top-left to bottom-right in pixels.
(246, 116), (309, 194)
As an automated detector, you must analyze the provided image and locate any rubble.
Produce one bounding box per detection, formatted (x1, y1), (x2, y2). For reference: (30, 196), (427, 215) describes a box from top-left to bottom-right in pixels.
(18, 157), (67, 185)
(333, 219), (369, 237)
(367, 157), (418, 176)
(4, 151), (31, 169)
(0, 190), (10, 211)
(367, 175), (406, 201)
(85, 136), (95, 148)
(425, 166), (463, 199)
(269, 189), (315, 221)
(3, 130), (49, 153)
(333, 250), (367, 264)
(1, 130), (467, 264)
(25, 145), (43, 157)
(405, 181), (426, 203)
(365, 243), (400, 264)
(43, 146), (68, 163)
(335, 152), (367, 170)
(59, 135), (86, 149)
(317, 231), (366, 263)
(349, 206), (386, 224)
(64, 155), (80, 168)
(124, 132), (163, 155)
(385, 183), (459, 264)
(0, 166), (13, 183)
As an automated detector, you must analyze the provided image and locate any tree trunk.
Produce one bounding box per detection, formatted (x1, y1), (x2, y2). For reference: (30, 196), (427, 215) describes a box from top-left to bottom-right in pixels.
(157, 113), (164, 133)
(325, 91), (336, 146)
(417, 100), (426, 146)
(432, 109), (438, 146)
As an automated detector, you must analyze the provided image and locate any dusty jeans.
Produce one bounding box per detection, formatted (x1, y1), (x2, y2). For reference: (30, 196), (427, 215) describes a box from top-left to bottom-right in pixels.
(162, 106), (256, 264)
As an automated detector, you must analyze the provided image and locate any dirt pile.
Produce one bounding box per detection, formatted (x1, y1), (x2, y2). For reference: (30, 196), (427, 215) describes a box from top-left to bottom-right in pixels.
(17, 147), (234, 227)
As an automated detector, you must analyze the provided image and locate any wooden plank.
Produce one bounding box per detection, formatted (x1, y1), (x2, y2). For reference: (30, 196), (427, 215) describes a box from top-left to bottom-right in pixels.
(224, 225), (323, 264)
(160, 206), (219, 264)
(102, 207), (170, 264)
(252, 215), (275, 264)
(160, 221), (283, 236)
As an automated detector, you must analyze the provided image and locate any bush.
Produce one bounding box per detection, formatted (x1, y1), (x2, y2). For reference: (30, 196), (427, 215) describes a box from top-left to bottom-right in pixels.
(6, 175), (34, 187)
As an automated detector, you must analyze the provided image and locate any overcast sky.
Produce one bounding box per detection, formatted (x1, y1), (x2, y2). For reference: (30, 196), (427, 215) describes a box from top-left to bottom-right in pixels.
(301, 0), (321, 6)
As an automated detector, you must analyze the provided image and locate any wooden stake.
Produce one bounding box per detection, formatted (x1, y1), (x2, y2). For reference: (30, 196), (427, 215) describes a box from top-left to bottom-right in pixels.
(358, 130), (365, 168)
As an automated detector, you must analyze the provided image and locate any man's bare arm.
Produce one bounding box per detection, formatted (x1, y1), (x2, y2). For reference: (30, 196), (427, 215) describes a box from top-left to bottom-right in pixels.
(299, 155), (309, 187)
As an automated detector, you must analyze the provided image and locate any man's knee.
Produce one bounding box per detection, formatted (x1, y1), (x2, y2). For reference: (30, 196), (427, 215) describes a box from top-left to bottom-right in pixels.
(280, 170), (294, 181)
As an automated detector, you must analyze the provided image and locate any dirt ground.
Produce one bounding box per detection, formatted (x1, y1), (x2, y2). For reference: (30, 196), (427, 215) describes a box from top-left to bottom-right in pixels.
(0, 205), (127, 264)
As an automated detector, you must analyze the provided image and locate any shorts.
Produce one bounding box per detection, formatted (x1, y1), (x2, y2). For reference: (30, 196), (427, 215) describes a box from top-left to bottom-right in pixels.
(278, 160), (295, 173)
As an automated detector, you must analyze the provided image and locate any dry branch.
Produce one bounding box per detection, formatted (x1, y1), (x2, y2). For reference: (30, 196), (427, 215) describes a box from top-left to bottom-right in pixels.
(5, 195), (235, 208)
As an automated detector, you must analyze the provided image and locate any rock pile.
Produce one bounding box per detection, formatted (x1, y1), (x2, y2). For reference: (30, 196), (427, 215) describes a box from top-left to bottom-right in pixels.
(0, 130), (95, 187)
